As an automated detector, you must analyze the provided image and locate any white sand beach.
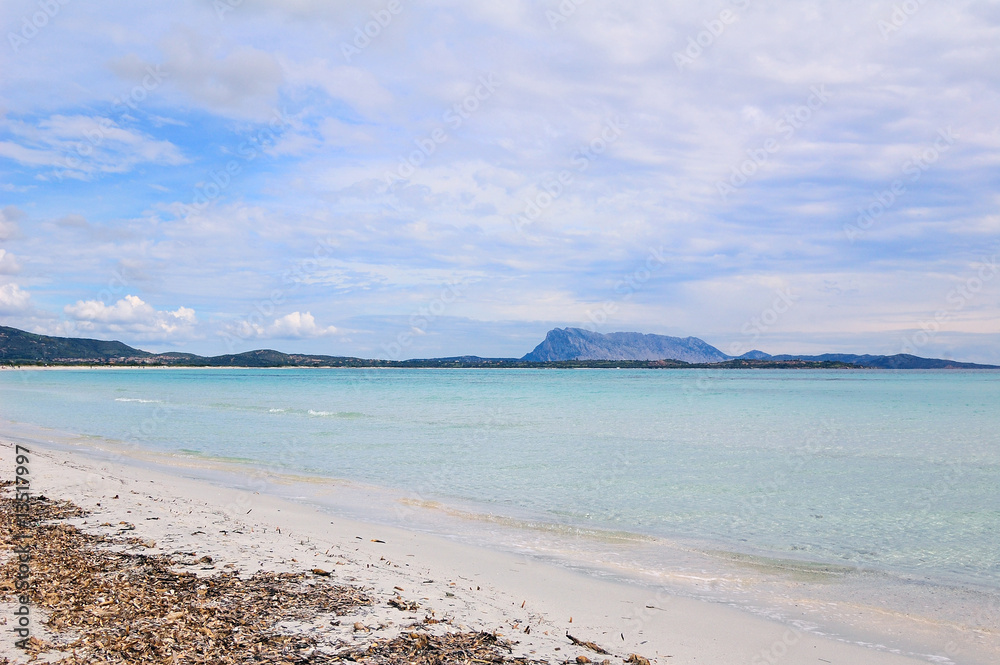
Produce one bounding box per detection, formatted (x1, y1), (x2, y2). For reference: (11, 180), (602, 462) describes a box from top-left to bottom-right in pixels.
(0, 435), (956, 665)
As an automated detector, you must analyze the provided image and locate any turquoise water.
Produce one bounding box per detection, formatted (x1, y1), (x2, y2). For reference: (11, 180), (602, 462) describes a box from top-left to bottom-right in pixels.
(1, 368), (998, 586)
(2, 367), (999, 655)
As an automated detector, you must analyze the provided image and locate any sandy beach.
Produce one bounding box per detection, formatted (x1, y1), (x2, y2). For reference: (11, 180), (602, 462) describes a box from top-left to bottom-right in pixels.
(1, 434), (959, 665)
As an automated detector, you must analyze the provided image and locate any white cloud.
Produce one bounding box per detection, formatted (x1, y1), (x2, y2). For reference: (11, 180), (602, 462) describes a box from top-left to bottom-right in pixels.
(0, 283), (31, 313)
(64, 295), (197, 335)
(268, 311), (338, 338)
(151, 29), (284, 119)
(228, 311), (338, 340)
(0, 249), (21, 274)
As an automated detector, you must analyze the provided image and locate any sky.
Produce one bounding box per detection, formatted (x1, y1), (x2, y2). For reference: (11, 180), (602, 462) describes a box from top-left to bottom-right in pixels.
(1, 0), (998, 362)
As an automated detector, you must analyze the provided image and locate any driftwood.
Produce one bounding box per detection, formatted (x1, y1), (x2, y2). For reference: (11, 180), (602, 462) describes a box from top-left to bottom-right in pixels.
(566, 633), (611, 654)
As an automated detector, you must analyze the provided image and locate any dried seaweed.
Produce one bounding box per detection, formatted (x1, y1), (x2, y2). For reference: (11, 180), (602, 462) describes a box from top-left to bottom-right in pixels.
(0, 487), (555, 665)
(1, 490), (371, 663)
(387, 596), (419, 612)
(347, 630), (539, 665)
(624, 654), (651, 665)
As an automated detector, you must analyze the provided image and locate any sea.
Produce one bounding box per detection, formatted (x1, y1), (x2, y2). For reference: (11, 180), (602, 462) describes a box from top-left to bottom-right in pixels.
(1, 367), (998, 663)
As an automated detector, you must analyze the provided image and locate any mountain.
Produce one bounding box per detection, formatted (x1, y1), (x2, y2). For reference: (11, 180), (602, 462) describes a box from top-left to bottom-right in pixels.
(521, 327), (730, 363)
(739, 350), (996, 370)
(521, 328), (998, 368)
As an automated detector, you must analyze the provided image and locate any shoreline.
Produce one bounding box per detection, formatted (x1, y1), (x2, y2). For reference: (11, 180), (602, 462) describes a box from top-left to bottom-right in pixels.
(2, 429), (992, 664)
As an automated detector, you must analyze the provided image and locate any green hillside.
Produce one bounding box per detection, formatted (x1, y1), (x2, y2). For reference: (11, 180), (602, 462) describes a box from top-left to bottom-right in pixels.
(0, 326), (150, 363)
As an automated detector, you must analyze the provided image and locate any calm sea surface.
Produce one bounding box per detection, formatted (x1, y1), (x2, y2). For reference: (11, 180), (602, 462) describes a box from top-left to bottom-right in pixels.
(2, 368), (998, 658)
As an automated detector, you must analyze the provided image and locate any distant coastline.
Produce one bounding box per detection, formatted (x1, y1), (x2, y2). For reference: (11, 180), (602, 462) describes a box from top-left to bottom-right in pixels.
(0, 359), (873, 369)
(2, 324), (997, 369)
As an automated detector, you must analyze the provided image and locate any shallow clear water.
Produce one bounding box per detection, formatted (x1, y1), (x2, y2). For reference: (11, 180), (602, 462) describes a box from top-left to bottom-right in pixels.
(2, 367), (999, 660)
(1, 367), (998, 588)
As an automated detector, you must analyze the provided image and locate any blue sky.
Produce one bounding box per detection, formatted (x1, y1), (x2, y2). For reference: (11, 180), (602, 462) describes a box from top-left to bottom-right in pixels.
(1, 0), (998, 361)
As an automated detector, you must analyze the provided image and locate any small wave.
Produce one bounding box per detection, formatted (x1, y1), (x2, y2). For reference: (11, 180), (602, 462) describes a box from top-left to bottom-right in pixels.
(115, 398), (161, 403)
(307, 410), (365, 418)
(268, 408), (287, 413)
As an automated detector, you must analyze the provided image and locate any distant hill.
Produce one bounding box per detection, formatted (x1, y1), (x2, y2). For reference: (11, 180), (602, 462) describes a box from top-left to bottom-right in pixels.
(740, 350), (996, 370)
(1, 324), (996, 369)
(0, 326), (358, 367)
(0, 325), (151, 362)
(522, 328), (729, 363)
(735, 349), (772, 360)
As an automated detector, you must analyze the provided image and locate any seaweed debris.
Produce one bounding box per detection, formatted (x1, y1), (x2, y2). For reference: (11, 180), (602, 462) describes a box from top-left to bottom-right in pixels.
(346, 630), (542, 665)
(0, 485), (553, 664)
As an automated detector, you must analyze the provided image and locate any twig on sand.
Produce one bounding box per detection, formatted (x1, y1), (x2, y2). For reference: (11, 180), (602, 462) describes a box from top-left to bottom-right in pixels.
(566, 633), (611, 654)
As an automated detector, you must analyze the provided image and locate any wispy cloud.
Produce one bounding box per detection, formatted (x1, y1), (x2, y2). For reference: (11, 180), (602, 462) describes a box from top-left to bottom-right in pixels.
(0, 114), (187, 180)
